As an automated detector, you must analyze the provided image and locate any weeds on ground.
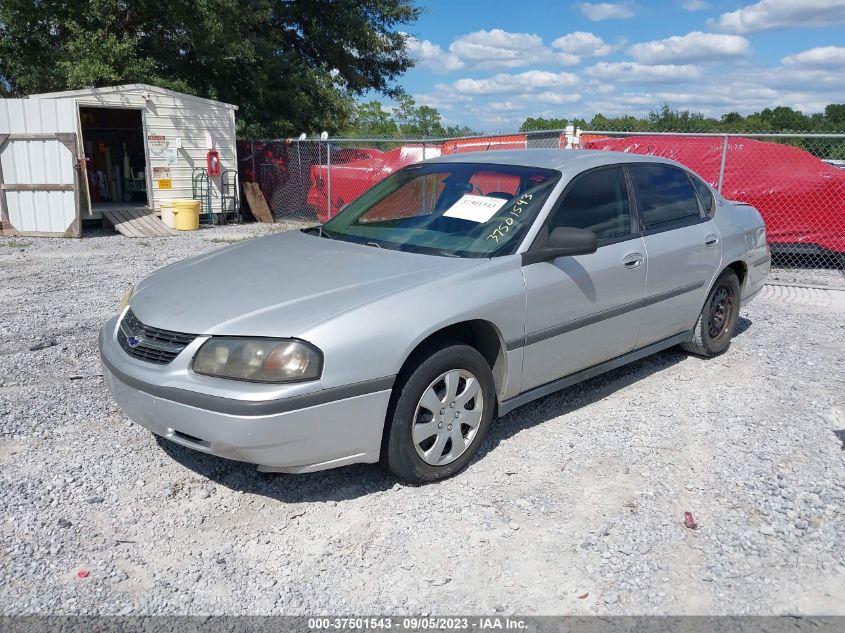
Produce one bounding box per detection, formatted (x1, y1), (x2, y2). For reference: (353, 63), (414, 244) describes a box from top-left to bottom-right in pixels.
(0, 240), (31, 248)
(208, 236), (251, 244)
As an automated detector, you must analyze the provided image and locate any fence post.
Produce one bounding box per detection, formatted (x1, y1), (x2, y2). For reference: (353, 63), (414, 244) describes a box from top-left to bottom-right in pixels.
(326, 140), (332, 221)
(717, 134), (729, 193)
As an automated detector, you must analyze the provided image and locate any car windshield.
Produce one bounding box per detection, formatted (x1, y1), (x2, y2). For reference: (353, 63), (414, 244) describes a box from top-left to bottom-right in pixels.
(318, 162), (561, 258)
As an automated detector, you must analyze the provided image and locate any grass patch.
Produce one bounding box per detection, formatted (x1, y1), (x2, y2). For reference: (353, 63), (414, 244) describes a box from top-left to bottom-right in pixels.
(208, 236), (251, 244)
(0, 240), (31, 248)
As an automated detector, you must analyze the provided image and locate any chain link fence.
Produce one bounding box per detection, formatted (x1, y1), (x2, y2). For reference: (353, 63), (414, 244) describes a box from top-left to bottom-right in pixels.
(580, 131), (845, 282)
(237, 130), (845, 285)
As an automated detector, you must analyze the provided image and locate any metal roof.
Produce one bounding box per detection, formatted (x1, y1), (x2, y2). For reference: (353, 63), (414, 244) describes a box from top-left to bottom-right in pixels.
(426, 148), (678, 171)
(26, 83), (238, 111)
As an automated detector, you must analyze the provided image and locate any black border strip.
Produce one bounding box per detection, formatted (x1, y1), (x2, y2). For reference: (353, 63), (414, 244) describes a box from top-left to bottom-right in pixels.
(100, 348), (394, 417)
(3, 616), (844, 633)
(522, 281), (704, 347)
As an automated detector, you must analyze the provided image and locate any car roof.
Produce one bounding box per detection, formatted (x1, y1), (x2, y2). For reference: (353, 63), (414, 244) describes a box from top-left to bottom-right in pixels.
(424, 148), (679, 172)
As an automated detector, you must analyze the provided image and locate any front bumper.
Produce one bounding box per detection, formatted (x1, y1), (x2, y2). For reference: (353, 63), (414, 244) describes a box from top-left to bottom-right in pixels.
(99, 317), (392, 473)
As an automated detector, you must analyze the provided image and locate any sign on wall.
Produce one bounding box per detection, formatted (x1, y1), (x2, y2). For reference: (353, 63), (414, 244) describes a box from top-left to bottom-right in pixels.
(148, 135), (166, 159)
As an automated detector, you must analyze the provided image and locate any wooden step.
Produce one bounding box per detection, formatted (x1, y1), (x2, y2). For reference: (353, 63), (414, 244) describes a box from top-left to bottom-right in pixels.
(102, 207), (177, 238)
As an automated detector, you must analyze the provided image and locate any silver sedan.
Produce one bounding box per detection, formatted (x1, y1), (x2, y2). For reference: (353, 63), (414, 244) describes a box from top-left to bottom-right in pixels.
(99, 149), (770, 483)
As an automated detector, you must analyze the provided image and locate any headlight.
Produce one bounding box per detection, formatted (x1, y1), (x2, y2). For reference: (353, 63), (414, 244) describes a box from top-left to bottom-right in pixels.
(192, 338), (322, 383)
(119, 284), (134, 311)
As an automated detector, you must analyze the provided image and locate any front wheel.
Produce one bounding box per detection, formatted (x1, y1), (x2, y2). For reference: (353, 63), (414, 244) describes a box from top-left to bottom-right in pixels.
(681, 269), (741, 357)
(382, 344), (496, 483)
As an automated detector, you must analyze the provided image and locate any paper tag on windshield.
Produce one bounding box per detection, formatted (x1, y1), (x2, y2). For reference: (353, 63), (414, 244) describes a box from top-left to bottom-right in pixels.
(442, 195), (508, 223)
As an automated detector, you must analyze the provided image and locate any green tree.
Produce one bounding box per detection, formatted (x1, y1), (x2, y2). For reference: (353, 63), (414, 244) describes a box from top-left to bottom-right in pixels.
(647, 104), (716, 131)
(524, 103), (844, 138)
(443, 124), (476, 137)
(0, 0), (420, 137)
(343, 96), (476, 139)
(346, 101), (399, 138)
(762, 106), (811, 131)
(394, 95), (445, 137)
(824, 104), (845, 128)
(519, 117), (568, 132)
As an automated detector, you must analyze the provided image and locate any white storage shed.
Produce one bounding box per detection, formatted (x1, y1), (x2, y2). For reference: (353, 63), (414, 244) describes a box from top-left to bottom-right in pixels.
(0, 83), (239, 237)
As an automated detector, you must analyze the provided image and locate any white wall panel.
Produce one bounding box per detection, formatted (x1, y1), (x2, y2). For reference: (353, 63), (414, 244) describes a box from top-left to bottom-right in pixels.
(0, 99), (79, 236)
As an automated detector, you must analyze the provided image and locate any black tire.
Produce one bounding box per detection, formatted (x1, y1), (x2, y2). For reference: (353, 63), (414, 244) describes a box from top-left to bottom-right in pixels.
(681, 269), (741, 357)
(382, 344), (496, 483)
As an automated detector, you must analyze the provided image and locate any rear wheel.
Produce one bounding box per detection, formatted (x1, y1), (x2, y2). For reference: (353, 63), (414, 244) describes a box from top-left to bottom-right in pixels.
(681, 269), (741, 357)
(383, 344), (495, 483)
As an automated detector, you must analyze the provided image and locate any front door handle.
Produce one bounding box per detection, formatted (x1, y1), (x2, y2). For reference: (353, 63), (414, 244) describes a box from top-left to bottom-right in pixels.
(622, 252), (644, 269)
(705, 234), (719, 247)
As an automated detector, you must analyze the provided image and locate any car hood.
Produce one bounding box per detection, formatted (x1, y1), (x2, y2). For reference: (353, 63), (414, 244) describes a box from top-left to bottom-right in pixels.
(131, 230), (481, 336)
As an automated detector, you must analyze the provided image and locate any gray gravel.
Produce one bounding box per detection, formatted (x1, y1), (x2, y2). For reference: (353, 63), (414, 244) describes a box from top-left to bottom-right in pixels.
(1, 225), (844, 615)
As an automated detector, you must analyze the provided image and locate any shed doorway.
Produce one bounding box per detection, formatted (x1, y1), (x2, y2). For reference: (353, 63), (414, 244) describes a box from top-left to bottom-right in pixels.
(80, 106), (148, 211)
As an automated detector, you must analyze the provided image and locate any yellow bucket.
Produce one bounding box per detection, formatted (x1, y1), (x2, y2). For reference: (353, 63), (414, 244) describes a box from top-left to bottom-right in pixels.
(160, 201), (176, 229)
(172, 199), (201, 231)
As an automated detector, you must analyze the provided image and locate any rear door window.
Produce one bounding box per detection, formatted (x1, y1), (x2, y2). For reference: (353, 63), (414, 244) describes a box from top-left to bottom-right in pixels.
(689, 174), (715, 217)
(629, 164), (703, 230)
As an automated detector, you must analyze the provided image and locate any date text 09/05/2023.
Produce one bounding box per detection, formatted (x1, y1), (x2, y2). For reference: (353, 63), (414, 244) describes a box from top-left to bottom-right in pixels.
(307, 616), (528, 630)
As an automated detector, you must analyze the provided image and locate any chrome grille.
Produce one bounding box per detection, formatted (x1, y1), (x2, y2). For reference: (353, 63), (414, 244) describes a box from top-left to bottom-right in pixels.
(118, 309), (197, 365)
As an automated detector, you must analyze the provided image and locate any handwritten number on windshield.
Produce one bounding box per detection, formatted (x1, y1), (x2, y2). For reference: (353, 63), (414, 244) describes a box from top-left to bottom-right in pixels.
(486, 193), (533, 243)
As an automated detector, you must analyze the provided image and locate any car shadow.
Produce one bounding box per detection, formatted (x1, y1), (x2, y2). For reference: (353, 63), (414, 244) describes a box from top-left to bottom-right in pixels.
(157, 319), (753, 502)
(735, 315), (752, 337)
(478, 345), (688, 462)
(156, 435), (397, 503)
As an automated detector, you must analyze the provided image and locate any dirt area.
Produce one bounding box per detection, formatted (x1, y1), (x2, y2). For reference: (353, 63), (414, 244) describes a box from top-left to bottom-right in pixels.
(1, 224), (843, 615)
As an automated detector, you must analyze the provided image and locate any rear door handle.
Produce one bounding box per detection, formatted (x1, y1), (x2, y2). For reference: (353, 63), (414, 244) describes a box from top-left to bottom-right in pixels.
(705, 234), (719, 247)
(622, 252), (644, 269)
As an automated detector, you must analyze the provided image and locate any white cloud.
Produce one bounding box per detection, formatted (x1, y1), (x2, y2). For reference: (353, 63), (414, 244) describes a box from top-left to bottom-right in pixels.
(489, 101), (526, 112)
(556, 53), (582, 66)
(411, 28), (618, 74)
(681, 0), (710, 10)
(628, 32), (751, 64)
(616, 93), (660, 106)
(587, 79), (616, 94)
(575, 2), (635, 20)
(581, 66), (845, 118)
(472, 112), (527, 128)
(709, 0), (845, 34)
(552, 32), (616, 65)
(750, 66), (845, 91)
(782, 46), (845, 70)
(453, 70), (579, 95)
(448, 29), (549, 69)
(586, 62), (702, 83)
(534, 91), (583, 104)
(405, 36), (464, 73)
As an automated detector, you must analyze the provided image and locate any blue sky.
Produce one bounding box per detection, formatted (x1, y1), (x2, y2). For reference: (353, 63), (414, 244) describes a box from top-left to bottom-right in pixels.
(391, 0), (845, 129)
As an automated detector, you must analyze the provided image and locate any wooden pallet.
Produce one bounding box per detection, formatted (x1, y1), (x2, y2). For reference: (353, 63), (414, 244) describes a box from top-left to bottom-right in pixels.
(102, 207), (177, 238)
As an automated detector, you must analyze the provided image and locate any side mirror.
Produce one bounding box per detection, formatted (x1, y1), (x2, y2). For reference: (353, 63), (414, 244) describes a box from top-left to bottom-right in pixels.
(521, 227), (598, 266)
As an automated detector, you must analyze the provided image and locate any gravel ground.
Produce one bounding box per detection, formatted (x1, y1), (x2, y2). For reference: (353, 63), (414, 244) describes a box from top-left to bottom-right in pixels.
(1, 224), (844, 616)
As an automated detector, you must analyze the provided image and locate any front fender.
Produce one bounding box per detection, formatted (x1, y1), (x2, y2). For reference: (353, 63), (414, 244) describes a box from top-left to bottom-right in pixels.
(300, 256), (527, 400)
